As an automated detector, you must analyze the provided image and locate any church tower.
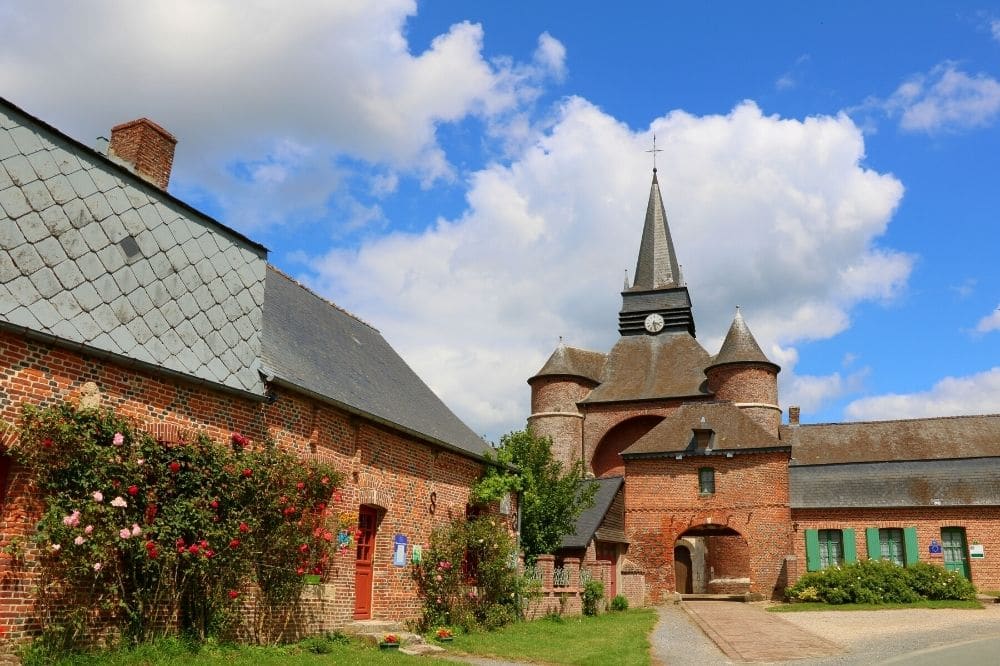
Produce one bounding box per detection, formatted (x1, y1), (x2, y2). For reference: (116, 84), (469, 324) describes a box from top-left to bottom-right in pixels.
(618, 169), (696, 337)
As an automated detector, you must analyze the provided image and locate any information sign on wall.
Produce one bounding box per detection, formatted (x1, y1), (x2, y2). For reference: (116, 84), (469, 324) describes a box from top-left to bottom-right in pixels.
(970, 543), (985, 559)
(393, 534), (408, 567)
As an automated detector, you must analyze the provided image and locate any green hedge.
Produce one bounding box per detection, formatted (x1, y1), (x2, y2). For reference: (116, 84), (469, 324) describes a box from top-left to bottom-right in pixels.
(787, 560), (976, 604)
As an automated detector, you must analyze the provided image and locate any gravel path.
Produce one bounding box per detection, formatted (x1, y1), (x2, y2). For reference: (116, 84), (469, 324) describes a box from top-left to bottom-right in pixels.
(650, 603), (733, 665)
(772, 603), (1000, 665)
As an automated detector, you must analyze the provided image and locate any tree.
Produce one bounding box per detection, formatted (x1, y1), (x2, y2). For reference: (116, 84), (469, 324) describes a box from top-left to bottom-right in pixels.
(472, 429), (596, 561)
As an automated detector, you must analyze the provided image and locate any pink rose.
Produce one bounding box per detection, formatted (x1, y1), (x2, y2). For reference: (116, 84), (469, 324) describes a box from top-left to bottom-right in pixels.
(92, 491), (104, 503)
(93, 562), (102, 571)
(74, 536), (85, 546)
(119, 528), (131, 539)
(84, 525), (94, 535)
(112, 432), (124, 446)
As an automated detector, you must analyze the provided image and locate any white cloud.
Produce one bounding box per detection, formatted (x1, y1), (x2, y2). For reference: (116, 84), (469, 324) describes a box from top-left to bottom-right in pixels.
(975, 305), (1000, 334)
(883, 63), (1000, 133)
(845, 368), (1000, 420)
(304, 99), (910, 437)
(0, 0), (564, 229)
(992, 19), (1000, 43)
(785, 368), (869, 414)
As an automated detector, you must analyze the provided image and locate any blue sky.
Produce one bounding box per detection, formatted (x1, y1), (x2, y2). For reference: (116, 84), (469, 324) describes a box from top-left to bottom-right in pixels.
(2, 1), (998, 441)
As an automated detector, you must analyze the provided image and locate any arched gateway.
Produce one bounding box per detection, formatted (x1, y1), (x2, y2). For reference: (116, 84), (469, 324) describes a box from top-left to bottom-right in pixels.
(673, 525), (750, 596)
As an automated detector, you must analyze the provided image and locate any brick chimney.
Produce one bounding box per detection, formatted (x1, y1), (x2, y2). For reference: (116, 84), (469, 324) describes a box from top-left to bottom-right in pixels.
(108, 118), (177, 190)
(788, 406), (800, 426)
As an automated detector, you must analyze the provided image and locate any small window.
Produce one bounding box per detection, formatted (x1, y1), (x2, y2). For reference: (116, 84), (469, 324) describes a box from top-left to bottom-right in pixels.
(880, 528), (905, 566)
(818, 529), (843, 569)
(698, 467), (715, 494)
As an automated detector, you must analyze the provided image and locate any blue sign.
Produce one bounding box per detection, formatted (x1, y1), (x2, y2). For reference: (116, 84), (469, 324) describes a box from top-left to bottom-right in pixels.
(393, 534), (408, 567)
(929, 539), (942, 556)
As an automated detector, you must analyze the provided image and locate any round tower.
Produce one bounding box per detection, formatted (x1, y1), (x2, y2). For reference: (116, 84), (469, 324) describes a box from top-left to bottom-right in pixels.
(704, 308), (781, 436)
(527, 343), (605, 469)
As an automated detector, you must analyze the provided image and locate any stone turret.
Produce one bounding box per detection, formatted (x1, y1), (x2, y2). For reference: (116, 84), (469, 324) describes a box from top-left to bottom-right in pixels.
(705, 308), (781, 436)
(527, 342), (606, 467)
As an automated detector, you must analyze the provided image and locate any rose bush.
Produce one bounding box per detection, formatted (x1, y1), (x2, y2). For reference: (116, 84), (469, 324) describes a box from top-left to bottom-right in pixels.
(13, 403), (345, 648)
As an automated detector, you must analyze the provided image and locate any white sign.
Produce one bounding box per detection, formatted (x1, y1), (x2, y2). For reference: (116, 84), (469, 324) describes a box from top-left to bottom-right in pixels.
(970, 544), (985, 559)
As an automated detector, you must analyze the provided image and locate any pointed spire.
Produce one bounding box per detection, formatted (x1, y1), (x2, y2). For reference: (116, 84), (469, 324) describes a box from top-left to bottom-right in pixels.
(631, 170), (682, 290)
(708, 307), (777, 369)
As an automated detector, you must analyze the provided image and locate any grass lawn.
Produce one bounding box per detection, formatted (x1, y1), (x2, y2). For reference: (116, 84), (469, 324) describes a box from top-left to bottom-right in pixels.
(768, 599), (983, 612)
(24, 636), (456, 666)
(445, 609), (658, 666)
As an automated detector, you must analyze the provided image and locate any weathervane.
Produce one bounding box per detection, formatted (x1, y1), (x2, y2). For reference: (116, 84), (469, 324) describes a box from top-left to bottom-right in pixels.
(646, 133), (663, 171)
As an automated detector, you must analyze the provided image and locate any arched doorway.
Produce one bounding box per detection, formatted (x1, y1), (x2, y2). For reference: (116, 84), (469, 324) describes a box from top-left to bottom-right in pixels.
(591, 416), (663, 477)
(674, 524), (750, 596)
(673, 545), (693, 593)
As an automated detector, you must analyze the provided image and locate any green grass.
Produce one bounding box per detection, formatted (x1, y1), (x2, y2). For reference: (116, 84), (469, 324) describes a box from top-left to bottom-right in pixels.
(447, 609), (657, 666)
(768, 599), (983, 612)
(21, 635), (456, 666)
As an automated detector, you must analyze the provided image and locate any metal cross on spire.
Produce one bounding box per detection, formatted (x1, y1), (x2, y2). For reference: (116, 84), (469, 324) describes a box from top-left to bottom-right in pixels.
(646, 133), (663, 171)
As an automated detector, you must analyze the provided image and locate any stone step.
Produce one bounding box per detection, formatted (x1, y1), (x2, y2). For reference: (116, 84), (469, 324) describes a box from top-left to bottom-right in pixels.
(401, 643), (446, 655)
(680, 593), (748, 602)
(341, 619), (407, 636)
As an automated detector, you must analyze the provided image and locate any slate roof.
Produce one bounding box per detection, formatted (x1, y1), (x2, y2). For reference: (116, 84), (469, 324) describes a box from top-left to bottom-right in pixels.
(559, 476), (624, 550)
(630, 171), (682, 291)
(581, 332), (711, 403)
(260, 268), (493, 460)
(529, 343), (606, 384)
(0, 97), (267, 395)
(622, 402), (785, 457)
(790, 458), (1000, 508)
(783, 414), (1000, 465)
(707, 307), (776, 370)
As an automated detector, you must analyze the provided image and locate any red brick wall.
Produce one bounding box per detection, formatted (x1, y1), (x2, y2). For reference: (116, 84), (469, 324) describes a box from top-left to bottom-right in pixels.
(705, 365), (780, 436)
(624, 451), (792, 601)
(528, 377), (593, 467)
(591, 416), (663, 478)
(791, 507), (1000, 590)
(581, 401), (685, 471)
(0, 330), (489, 643)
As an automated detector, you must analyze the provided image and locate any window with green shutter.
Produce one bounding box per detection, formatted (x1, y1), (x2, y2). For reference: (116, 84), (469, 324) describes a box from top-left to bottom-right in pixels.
(805, 528), (854, 570)
(879, 528), (905, 566)
(818, 529), (844, 569)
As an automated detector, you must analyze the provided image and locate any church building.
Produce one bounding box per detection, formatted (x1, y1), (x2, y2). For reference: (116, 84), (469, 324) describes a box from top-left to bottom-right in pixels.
(532, 168), (1000, 604)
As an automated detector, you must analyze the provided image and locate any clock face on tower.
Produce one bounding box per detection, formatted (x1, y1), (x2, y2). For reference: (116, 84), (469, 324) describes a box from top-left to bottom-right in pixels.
(644, 313), (665, 334)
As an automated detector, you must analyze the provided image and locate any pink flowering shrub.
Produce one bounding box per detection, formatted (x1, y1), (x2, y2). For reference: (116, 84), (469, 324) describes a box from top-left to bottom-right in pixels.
(13, 403), (345, 648)
(412, 516), (526, 631)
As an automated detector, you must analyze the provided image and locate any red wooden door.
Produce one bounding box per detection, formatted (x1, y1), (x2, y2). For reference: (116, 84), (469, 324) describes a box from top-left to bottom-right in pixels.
(354, 506), (378, 619)
(595, 542), (617, 598)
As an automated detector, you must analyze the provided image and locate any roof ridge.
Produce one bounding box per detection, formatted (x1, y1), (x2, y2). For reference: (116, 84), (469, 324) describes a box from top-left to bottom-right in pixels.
(796, 413), (1000, 428)
(266, 265), (378, 332)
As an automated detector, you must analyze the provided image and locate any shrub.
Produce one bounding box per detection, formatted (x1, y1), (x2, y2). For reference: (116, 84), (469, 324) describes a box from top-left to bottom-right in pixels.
(413, 515), (527, 631)
(609, 594), (629, 611)
(582, 580), (604, 616)
(786, 559), (975, 604)
(12, 403), (346, 648)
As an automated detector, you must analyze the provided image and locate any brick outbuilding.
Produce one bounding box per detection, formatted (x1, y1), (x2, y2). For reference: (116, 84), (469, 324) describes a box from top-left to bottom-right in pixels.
(0, 97), (509, 644)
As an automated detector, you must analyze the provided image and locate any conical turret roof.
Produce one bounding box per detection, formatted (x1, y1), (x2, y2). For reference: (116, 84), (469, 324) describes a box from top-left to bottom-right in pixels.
(631, 170), (682, 290)
(707, 307), (778, 370)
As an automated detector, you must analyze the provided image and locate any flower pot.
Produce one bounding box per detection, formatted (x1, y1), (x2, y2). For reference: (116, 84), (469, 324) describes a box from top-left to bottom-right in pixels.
(436, 636), (453, 642)
(379, 642), (400, 650)
(303, 574), (321, 585)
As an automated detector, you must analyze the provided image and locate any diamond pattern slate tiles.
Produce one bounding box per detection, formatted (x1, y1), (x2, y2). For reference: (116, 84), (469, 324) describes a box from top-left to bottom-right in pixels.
(0, 103), (267, 395)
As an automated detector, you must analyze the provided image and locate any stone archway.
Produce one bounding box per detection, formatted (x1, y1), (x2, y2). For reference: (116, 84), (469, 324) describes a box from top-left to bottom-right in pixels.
(675, 524), (750, 595)
(591, 415), (663, 477)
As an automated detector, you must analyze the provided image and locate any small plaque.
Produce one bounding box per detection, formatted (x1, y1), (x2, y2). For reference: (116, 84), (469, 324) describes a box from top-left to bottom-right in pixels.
(393, 534), (408, 567)
(970, 543), (985, 559)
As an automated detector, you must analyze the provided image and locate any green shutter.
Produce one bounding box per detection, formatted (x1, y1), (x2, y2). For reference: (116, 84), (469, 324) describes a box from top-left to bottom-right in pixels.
(805, 529), (821, 571)
(866, 527), (881, 560)
(842, 528), (857, 564)
(903, 527), (919, 566)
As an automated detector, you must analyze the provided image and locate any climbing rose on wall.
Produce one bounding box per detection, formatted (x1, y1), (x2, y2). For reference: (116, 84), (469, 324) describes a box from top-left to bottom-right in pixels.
(11, 403), (347, 645)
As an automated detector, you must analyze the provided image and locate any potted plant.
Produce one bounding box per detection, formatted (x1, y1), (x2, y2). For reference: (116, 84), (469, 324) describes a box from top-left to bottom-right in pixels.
(380, 633), (400, 650)
(435, 627), (453, 642)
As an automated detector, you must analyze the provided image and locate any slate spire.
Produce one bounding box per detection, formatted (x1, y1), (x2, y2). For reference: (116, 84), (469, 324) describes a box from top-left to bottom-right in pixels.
(709, 307), (778, 370)
(631, 169), (682, 290)
(618, 168), (696, 337)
